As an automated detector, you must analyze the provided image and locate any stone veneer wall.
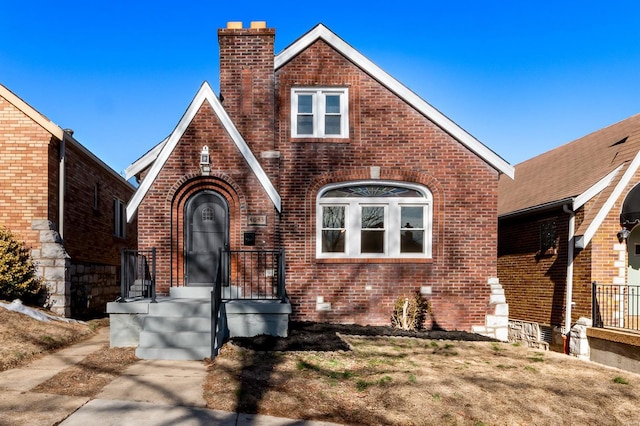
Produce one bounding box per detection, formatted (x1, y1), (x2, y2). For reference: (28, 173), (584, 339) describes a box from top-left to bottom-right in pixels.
(31, 220), (70, 317)
(31, 220), (119, 318)
(69, 262), (119, 318)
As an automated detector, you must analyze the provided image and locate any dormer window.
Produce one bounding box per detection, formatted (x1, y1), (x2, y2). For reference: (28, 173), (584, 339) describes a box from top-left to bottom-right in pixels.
(291, 88), (349, 138)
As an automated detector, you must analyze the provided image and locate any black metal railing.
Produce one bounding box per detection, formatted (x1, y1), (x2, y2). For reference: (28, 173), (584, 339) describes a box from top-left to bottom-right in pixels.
(120, 248), (156, 302)
(219, 249), (286, 302)
(211, 248), (286, 357)
(592, 282), (640, 332)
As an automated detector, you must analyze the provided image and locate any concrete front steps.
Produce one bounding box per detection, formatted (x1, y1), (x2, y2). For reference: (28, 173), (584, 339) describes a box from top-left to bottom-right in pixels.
(136, 287), (213, 361)
(135, 299), (211, 360)
(107, 286), (291, 361)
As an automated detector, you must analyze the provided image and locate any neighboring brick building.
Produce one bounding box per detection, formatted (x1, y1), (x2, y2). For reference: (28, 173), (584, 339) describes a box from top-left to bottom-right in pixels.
(0, 84), (137, 318)
(498, 114), (640, 350)
(126, 22), (514, 335)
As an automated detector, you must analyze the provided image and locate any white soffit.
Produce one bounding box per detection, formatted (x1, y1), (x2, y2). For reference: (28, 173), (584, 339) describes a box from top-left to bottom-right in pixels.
(126, 82), (282, 222)
(275, 24), (514, 179)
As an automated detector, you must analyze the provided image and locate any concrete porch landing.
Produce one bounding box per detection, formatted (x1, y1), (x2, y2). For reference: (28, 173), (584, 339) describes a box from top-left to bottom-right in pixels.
(107, 287), (291, 360)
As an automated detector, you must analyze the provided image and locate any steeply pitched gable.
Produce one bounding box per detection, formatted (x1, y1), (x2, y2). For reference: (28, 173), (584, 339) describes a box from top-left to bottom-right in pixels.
(126, 82), (281, 222)
(275, 24), (514, 179)
(499, 113), (640, 248)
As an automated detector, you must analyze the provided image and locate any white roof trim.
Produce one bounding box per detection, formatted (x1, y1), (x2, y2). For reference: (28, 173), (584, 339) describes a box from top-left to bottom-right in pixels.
(126, 82), (282, 222)
(575, 152), (640, 248)
(125, 136), (169, 180)
(0, 84), (132, 187)
(573, 165), (623, 211)
(275, 24), (514, 179)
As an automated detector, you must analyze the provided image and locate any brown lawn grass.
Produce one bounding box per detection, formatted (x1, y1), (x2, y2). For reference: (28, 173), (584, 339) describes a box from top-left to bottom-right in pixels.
(0, 306), (101, 371)
(3, 304), (640, 425)
(204, 336), (640, 425)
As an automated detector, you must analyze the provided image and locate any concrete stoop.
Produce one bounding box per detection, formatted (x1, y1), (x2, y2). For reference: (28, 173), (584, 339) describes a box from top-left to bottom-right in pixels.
(107, 286), (292, 361)
(136, 298), (212, 361)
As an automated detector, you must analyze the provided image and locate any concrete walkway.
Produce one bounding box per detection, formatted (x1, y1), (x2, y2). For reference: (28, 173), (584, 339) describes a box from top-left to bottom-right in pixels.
(0, 327), (340, 426)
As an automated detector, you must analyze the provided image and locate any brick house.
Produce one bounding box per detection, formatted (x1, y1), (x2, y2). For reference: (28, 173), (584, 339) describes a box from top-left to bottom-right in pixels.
(498, 114), (640, 358)
(125, 22), (514, 339)
(0, 84), (137, 318)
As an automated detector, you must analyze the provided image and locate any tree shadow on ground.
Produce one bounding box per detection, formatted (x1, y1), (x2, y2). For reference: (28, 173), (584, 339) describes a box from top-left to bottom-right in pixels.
(231, 320), (496, 352)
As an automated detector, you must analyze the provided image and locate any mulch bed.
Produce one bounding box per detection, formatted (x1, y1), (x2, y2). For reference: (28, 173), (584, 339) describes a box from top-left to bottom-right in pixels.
(230, 321), (496, 352)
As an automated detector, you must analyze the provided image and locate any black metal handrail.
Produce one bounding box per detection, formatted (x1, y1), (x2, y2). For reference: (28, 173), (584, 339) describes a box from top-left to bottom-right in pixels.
(119, 248), (156, 303)
(219, 249), (286, 302)
(592, 282), (640, 332)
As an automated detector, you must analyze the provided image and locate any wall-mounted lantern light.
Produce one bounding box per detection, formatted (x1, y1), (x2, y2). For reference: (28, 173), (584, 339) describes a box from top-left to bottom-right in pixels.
(200, 146), (210, 176)
(617, 227), (631, 243)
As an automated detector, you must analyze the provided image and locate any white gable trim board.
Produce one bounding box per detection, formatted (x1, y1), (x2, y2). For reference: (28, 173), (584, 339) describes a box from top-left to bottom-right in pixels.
(125, 137), (168, 181)
(275, 24), (514, 180)
(125, 82), (282, 222)
(575, 151), (640, 249)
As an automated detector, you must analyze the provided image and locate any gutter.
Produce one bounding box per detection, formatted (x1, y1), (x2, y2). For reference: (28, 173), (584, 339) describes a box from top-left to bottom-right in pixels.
(498, 198), (575, 220)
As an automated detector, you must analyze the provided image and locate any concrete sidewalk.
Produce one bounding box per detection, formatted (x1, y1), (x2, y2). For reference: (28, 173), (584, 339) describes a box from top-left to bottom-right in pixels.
(0, 327), (340, 426)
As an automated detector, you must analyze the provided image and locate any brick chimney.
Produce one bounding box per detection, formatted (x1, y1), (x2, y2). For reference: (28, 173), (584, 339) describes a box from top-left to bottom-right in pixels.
(218, 21), (276, 155)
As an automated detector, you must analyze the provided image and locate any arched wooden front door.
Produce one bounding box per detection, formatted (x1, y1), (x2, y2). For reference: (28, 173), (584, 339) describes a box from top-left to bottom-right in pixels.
(185, 191), (228, 287)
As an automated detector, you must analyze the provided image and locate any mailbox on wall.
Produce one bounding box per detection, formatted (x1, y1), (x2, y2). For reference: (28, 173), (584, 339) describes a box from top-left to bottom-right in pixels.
(244, 232), (256, 246)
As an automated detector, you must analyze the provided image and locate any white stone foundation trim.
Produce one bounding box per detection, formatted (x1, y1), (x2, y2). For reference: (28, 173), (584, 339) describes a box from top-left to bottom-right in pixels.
(569, 317), (592, 360)
(474, 277), (509, 341)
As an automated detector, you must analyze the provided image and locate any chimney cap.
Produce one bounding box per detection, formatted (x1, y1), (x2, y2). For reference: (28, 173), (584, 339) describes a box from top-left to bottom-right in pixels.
(226, 21), (243, 29)
(250, 21), (267, 29)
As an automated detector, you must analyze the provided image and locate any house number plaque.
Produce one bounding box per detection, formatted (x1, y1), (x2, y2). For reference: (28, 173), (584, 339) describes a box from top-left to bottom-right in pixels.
(247, 215), (267, 226)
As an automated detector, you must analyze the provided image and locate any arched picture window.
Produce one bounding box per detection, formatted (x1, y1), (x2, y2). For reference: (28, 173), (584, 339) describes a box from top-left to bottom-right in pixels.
(317, 181), (432, 259)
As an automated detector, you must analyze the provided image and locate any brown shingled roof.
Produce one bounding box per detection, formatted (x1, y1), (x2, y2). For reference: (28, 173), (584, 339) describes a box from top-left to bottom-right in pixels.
(498, 114), (640, 217)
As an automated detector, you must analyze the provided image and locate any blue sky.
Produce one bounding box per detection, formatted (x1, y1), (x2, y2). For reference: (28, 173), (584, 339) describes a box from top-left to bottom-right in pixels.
(2, 1), (640, 177)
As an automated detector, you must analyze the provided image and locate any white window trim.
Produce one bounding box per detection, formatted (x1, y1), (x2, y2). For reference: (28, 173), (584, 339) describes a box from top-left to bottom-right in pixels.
(291, 87), (349, 138)
(316, 181), (432, 259)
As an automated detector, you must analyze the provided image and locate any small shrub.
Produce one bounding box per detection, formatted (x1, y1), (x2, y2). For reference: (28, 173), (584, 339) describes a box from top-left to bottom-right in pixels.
(0, 227), (45, 304)
(356, 380), (370, 391)
(614, 376), (629, 385)
(391, 292), (427, 331)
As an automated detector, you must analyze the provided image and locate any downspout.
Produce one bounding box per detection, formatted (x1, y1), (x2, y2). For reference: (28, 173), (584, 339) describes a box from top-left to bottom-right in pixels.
(58, 132), (68, 239)
(563, 203), (575, 352)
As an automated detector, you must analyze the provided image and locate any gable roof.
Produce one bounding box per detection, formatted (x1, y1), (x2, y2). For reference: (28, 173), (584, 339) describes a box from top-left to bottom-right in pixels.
(125, 81), (282, 222)
(0, 84), (132, 187)
(275, 24), (514, 179)
(498, 114), (640, 247)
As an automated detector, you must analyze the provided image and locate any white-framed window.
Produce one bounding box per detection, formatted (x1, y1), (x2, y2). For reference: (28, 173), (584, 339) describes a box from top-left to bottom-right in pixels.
(291, 87), (349, 138)
(316, 181), (432, 259)
(114, 198), (126, 239)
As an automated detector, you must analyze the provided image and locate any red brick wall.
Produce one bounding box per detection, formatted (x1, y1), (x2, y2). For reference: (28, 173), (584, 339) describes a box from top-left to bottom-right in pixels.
(276, 40), (500, 330)
(498, 208), (594, 327)
(138, 31), (502, 331)
(137, 102), (278, 293)
(0, 94), (136, 265)
(0, 96), (51, 247)
(62, 140), (137, 265)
